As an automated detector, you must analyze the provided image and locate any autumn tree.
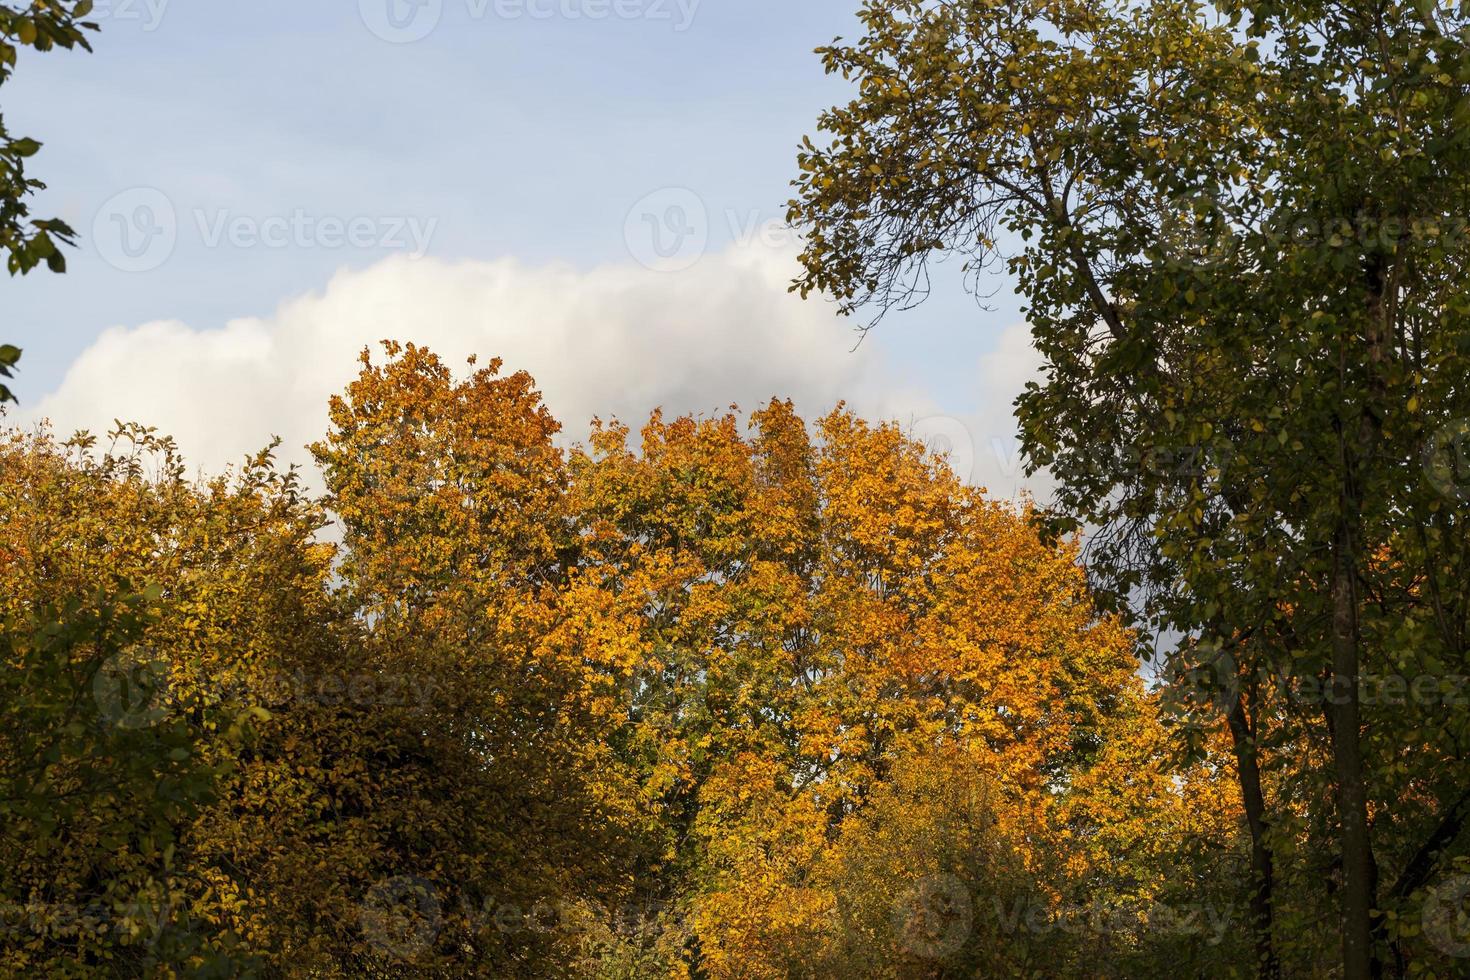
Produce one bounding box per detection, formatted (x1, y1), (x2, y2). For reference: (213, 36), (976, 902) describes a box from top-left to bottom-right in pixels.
(311, 343), (651, 976)
(693, 411), (1241, 979)
(1, 346), (1258, 976)
(0, 424), (309, 975)
(789, 1), (1470, 975)
(569, 397), (1238, 977)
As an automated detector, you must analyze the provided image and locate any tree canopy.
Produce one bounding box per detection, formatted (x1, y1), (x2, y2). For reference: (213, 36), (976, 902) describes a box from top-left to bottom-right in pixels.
(0, 345), (1249, 976)
(789, 0), (1470, 975)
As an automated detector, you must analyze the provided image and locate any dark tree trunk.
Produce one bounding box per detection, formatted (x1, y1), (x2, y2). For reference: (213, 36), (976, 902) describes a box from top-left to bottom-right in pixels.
(1329, 522), (1377, 980)
(1226, 689), (1280, 979)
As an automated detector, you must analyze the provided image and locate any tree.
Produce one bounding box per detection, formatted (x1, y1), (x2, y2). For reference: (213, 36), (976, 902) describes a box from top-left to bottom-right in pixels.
(789, 1), (1470, 975)
(0, 424), (293, 975)
(571, 398), (1227, 977)
(0, 346), (1261, 975)
(311, 343), (651, 976)
(0, 1), (96, 402)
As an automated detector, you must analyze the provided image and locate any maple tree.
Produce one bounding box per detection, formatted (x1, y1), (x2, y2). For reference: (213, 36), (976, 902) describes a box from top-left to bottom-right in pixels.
(308, 343), (652, 976)
(567, 391), (1241, 977)
(0, 345), (1255, 976)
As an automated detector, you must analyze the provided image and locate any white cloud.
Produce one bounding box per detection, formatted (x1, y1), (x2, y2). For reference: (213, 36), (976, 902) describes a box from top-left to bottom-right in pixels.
(902, 321), (1048, 502)
(22, 242), (1046, 499)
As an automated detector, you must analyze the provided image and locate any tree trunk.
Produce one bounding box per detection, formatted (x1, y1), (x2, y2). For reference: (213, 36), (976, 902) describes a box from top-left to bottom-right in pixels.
(1330, 522), (1376, 980)
(1328, 248), (1391, 980)
(1226, 689), (1280, 979)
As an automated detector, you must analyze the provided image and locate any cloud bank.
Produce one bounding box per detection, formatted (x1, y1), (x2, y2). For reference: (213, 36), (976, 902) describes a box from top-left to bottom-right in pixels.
(22, 242), (1044, 498)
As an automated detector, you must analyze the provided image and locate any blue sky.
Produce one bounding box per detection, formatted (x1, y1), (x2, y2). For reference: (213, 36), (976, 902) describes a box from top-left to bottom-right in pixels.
(7, 0), (1036, 492)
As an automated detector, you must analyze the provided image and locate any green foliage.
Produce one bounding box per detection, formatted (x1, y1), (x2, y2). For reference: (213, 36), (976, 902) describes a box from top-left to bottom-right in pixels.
(0, 0), (97, 402)
(790, 0), (1470, 974)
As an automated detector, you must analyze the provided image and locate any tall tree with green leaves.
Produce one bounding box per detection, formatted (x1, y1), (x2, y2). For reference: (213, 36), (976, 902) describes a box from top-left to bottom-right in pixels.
(0, 0), (96, 401)
(790, 1), (1470, 975)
